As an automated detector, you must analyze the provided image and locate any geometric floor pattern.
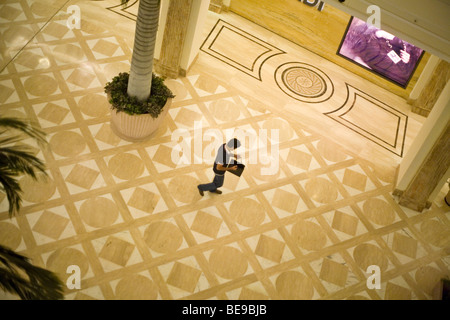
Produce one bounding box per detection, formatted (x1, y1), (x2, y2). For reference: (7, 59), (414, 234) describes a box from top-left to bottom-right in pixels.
(198, 14), (415, 162)
(324, 84), (409, 157)
(0, 0), (449, 300)
(201, 19), (286, 81)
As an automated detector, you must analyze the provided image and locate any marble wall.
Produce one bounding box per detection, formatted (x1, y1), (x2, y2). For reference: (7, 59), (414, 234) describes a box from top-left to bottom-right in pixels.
(228, 0), (430, 100)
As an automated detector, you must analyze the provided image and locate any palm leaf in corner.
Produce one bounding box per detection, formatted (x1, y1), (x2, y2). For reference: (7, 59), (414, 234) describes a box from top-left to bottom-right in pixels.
(0, 245), (64, 300)
(0, 117), (47, 217)
(0, 116), (64, 299)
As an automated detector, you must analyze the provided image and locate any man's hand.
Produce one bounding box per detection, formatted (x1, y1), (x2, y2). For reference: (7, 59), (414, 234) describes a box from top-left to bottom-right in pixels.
(228, 165), (238, 171)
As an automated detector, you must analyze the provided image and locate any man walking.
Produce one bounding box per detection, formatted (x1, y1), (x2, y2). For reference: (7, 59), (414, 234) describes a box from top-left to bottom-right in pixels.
(197, 138), (241, 196)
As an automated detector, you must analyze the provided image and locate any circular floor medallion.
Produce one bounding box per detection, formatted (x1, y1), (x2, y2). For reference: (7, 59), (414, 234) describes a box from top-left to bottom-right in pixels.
(275, 271), (314, 300)
(167, 174), (201, 203)
(285, 68), (325, 97)
(115, 274), (158, 300)
(24, 74), (58, 97)
(79, 197), (119, 228)
(143, 221), (183, 254)
(78, 93), (110, 118)
(229, 197), (265, 227)
(362, 198), (395, 226)
(275, 62), (334, 103)
(108, 153), (145, 180)
(46, 247), (89, 280)
(291, 219), (327, 251)
(20, 173), (56, 203)
(209, 246), (248, 279)
(304, 177), (338, 204)
(50, 131), (86, 157)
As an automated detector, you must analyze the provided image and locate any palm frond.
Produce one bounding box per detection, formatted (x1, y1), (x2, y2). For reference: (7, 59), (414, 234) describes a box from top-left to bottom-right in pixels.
(0, 116), (48, 217)
(0, 169), (23, 216)
(0, 245), (64, 300)
(0, 116), (63, 299)
(0, 135), (23, 146)
(0, 145), (47, 178)
(0, 117), (47, 146)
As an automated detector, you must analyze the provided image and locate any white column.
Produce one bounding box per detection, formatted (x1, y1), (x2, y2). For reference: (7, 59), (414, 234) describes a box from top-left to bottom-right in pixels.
(409, 55), (440, 100)
(154, 0), (170, 61)
(395, 79), (450, 209)
(179, 0), (210, 75)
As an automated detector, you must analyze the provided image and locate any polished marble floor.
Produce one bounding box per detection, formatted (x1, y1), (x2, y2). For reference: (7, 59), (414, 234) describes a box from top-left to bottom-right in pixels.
(0, 0), (449, 300)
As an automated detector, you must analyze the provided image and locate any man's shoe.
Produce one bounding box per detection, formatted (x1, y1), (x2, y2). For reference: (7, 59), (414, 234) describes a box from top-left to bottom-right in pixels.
(213, 189), (222, 194)
(198, 187), (204, 196)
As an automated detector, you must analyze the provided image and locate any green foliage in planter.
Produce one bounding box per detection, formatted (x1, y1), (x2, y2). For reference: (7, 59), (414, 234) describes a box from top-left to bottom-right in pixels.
(104, 72), (175, 117)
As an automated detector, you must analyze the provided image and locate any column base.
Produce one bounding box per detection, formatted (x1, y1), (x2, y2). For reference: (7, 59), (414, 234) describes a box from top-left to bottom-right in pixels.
(209, 0), (223, 13)
(154, 60), (180, 79)
(394, 189), (432, 212)
(154, 54), (198, 79)
(410, 104), (432, 117)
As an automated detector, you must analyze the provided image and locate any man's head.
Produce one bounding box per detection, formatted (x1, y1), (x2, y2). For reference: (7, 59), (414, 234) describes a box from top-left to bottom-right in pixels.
(227, 138), (241, 150)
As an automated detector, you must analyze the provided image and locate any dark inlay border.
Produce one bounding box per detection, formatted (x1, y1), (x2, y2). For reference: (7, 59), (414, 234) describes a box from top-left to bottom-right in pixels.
(200, 19), (286, 81)
(274, 62), (334, 103)
(324, 83), (408, 157)
(106, 0), (138, 21)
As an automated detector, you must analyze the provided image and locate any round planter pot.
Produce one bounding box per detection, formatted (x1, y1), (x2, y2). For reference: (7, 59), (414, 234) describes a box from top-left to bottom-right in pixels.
(110, 98), (172, 142)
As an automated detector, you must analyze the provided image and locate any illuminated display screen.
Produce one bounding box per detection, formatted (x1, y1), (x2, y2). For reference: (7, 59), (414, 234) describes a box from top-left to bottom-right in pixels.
(337, 17), (425, 88)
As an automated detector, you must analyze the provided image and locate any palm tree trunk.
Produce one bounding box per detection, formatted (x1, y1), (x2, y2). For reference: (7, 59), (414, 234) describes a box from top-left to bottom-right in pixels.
(127, 0), (161, 102)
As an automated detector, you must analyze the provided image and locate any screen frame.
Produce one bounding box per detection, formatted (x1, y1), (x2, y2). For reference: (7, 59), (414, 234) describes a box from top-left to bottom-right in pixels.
(336, 16), (425, 89)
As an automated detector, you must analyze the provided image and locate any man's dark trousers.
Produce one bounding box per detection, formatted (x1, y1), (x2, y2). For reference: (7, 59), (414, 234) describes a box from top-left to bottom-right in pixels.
(198, 173), (224, 192)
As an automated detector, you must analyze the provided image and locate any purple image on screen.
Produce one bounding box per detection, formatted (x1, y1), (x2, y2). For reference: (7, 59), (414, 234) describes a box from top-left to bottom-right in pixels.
(338, 17), (424, 87)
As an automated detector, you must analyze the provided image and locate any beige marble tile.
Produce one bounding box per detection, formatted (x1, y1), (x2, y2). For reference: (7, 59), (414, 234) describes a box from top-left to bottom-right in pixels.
(0, 221), (22, 251)
(166, 261), (202, 293)
(274, 270), (316, 300)
(143, 221), (184, 254)
(99, 236), (136, 267)
(114, 274), (159, 300)
(32, 210), (70, 240)
(0, 0), (447, 301)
